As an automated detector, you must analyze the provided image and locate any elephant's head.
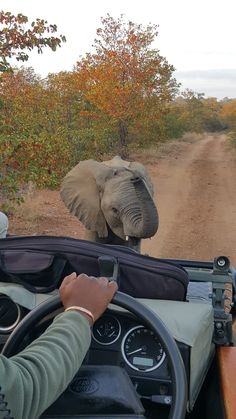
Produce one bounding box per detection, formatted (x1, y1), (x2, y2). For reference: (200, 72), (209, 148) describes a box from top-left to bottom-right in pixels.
(60, 156), (159, 248)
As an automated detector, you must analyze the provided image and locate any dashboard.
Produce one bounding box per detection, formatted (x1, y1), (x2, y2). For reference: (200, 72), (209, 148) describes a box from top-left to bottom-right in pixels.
(0, 293), (215, 410)
(0, 295), (26, 348)
(88, 308), (190, 401)
(0, 300), (190, 403)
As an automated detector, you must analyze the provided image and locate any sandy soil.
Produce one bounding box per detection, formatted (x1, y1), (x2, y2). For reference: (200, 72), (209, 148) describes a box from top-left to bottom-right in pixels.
(8, 132), (236, 266)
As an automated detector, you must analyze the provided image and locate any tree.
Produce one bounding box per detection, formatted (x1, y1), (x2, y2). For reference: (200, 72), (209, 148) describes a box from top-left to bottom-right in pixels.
(220, 99), (236, 146)
(201, 97), (224, 132)
(0, 67), (79, 198)
(75, 14), (179, 155)
(0, 11), (66, 72)
(0, 11), (66, 209)
(220, 99), (236, 126)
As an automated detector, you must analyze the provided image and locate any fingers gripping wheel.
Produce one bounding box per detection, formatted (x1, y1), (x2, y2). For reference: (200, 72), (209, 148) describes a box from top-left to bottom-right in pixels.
(2, 292), (187, 419)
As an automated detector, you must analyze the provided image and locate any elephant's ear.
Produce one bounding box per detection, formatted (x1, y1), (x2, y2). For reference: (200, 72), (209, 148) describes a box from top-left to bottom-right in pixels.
(129, 162), (154, 196)
(60, 160), (108, 237)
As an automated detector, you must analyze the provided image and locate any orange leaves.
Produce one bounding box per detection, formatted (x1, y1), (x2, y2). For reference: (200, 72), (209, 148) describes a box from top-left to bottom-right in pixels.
(0, 10), (66, 72)
(0, 67), (80, 209)
(220, 100), (236, 125)
(73, 15), (177, 151)
(0, 14), (181, 205)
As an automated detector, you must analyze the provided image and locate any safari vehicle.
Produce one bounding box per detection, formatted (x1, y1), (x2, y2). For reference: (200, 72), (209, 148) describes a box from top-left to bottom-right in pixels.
(0, 235), (236, 419)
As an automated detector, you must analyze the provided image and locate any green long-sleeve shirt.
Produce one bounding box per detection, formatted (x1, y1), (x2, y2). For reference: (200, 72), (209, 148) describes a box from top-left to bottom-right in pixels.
(0, 310), (91, 419)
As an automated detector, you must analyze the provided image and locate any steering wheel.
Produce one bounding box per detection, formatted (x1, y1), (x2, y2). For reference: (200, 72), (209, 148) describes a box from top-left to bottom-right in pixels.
(2, 291), (187, 419)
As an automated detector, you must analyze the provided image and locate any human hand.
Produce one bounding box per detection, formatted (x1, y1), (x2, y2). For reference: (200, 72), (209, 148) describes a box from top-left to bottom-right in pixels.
(59, 273), (118, 325)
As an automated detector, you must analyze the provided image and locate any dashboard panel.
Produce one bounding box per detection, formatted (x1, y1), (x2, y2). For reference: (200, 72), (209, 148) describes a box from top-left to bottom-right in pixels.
(0, 295), (27, 349)
(88, 308), (190, 402)
(0, 302), (187, 404)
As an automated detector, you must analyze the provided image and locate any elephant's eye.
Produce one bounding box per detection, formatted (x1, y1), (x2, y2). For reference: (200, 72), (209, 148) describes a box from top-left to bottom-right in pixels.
(113, 169), (118, 176)
(112, 207), (118, 214)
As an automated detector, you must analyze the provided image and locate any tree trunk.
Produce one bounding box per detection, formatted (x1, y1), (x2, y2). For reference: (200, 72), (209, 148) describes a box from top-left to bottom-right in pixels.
(118, 120), (128, 158)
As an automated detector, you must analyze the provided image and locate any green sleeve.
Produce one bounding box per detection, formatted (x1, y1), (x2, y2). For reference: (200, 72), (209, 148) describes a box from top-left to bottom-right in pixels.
(0, 310), (91, 419)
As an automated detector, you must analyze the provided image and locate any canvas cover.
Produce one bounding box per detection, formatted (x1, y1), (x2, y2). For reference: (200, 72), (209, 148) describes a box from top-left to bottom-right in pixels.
(0, 235), (189, 301)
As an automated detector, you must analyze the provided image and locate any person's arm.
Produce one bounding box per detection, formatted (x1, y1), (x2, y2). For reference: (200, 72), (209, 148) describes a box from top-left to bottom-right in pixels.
(0, 273), (117, 419)
(0, 310), (91, 419)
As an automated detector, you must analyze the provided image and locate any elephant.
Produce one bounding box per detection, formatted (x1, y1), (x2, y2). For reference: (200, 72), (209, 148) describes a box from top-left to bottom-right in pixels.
(60, 156), (159, 251)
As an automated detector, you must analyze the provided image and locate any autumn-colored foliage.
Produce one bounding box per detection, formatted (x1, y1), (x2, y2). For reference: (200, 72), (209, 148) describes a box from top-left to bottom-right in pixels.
(0, 69), (79, 209)
(220, 99), (236, 145)
(0, 11), (66, 72)
(0, 13), (234, 210)
(164, 90), (226, 139)
(220, 99), (236, 126)
(0, 11), (67, 209)
(74, 14), (179, 155)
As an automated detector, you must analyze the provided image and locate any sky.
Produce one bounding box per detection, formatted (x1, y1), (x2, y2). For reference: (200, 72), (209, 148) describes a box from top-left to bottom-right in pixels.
(2, 0), (236, 99)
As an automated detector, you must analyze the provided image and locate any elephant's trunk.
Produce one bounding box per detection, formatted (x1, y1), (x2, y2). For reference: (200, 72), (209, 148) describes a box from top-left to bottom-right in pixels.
(121, 176), (159, 239)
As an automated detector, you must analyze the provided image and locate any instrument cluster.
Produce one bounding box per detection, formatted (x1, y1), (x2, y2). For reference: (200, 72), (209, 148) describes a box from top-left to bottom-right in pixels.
(91, 312), (166, 373)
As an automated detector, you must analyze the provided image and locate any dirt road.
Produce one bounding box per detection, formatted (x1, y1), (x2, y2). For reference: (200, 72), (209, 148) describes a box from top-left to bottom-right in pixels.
(142, 133), (236, 266)
(9, 133), (236, 266)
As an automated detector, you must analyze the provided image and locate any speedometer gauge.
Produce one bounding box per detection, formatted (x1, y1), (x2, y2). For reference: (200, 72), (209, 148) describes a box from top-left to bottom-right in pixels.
(121, 325), (166, 372)
(92, 314), (121, 345)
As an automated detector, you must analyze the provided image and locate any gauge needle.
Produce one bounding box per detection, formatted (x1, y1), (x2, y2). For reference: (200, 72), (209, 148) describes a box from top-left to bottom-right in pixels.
(126, 347), (143, 356)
